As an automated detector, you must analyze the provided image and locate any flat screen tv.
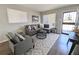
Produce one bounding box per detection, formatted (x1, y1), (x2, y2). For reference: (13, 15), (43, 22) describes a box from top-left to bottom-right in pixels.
(44, 24), (49, 28)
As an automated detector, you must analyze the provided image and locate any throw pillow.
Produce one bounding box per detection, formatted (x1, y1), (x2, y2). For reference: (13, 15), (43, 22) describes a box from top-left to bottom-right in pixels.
(33, 26), (37, 30)
(38, 24), (40, 28)
(15, 33), (26, 41)
(6, 32), (20, 44)
(17, 32), (26, 37)
(6, 34), (16, 44)
(28, 26), (31, 31)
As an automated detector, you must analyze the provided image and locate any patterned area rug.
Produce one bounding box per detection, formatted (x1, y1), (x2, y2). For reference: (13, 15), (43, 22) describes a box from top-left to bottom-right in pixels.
(26, 33), (59, 55)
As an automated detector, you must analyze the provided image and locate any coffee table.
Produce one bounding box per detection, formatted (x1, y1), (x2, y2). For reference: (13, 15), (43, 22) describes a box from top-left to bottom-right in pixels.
(36, 29), (47, 39)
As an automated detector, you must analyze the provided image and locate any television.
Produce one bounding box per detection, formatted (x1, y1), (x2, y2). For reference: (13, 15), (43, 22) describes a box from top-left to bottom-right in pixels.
(44, 24), (49, 28)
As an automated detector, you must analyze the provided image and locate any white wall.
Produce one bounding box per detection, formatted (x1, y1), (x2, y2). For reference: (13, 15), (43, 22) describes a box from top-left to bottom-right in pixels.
(0, 4), (41, 42)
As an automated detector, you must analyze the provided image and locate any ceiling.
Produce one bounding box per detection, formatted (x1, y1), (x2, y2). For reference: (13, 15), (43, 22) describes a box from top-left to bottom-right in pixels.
(18, 4), (71, 12)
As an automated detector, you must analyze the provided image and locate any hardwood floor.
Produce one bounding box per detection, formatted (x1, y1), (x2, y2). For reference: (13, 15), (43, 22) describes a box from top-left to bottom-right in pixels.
(48, 34), (72, 55)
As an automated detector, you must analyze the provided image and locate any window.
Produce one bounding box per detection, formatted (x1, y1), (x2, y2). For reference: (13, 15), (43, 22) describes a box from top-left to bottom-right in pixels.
(7, 8), (27, 23)
(43, 13), (56, 27)
(63, 12), (77, 23)
(62, 12), (77, 31)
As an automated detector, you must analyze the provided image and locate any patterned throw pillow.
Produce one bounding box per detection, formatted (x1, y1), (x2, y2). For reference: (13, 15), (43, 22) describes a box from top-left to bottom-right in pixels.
(17, 32), (31, 39)
(17, 32), (26, 37)
(6, 32), (20, 44)
(15, 33), (26, 41)
(33, 26), (37, 30)
(28, 26), (32, 31)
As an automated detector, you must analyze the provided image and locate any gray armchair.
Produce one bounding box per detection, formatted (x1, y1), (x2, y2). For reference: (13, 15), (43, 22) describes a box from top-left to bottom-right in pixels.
(14, 37), (33, 55)
(6, 32), (33, 55)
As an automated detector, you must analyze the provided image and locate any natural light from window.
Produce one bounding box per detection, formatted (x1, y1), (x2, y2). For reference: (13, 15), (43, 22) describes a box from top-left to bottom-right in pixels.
(63, 12), (76, 23)
(62, 12), (77, 31)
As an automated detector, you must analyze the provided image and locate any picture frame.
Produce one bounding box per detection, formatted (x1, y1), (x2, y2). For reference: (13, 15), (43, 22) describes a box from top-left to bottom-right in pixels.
(32, 15), (39, 23)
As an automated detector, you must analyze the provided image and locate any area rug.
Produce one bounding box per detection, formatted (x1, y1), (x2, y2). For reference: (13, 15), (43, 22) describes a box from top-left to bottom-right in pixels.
(26, 33), (59, 55)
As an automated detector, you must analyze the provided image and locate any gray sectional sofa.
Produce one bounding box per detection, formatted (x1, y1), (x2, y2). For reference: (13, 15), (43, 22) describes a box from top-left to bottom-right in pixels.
(25, 24), (40, 36)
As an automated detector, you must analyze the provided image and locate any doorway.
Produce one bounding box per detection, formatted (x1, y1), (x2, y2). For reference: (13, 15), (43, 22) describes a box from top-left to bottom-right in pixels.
(62, 12), (77, 34)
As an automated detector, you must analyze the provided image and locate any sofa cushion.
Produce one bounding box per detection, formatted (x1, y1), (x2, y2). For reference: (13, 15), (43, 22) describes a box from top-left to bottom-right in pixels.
(17, 32), (35, 48)
(25, 25), (39, 36)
